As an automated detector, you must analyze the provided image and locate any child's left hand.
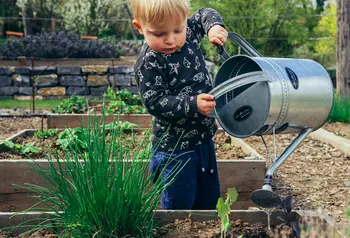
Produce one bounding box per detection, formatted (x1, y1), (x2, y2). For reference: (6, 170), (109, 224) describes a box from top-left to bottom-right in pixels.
(208, 25), (228, 46)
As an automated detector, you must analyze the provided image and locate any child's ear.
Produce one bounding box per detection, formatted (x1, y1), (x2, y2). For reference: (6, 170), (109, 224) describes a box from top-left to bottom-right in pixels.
(132, 20), (144, 35)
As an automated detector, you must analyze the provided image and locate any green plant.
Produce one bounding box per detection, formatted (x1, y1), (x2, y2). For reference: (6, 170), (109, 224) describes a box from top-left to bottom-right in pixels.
(50, 96), (88, 114)
(0, 140), (15, 152)
(21, 142), (39, 154)
(34, 129), (58, 139)
(10, 112), (182, 237)
(216, 187), (239, 238)
(0, 140), (39, 154)
(103, 86), (117, 100)
(103, 121), (138, 132)
(56, 128), (87, 150)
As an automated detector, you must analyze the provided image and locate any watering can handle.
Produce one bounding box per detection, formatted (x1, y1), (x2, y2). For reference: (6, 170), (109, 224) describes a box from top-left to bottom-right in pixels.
(217, 32), (263, 61)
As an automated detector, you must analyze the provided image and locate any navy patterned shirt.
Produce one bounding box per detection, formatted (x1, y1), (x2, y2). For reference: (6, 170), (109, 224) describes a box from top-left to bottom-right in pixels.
(134, 8), (225, 152)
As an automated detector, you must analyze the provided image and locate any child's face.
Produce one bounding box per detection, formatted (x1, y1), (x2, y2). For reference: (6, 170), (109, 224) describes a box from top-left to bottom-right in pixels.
(133, 18), (187, 54)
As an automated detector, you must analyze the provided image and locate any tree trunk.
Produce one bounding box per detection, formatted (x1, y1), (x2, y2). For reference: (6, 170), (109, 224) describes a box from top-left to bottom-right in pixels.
(336, 0), (350, 97)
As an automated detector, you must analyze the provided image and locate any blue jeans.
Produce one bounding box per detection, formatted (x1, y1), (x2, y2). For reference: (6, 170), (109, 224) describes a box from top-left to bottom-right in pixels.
(150, 139), (220, 210)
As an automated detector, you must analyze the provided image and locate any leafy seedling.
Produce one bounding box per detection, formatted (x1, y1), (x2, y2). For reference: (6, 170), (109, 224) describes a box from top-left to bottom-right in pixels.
(216, 187), (239, 238)
(34, 129), (58, 139)
(0, 140), (15, 152)
(21, 142), (39, 154)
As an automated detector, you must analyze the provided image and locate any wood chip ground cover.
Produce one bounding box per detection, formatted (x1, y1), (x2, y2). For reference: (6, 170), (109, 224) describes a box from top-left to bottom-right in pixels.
(243, 134), (350, 231)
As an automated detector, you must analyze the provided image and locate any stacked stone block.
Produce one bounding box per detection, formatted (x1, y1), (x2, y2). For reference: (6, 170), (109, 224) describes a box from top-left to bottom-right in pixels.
(0, 61), (215, 98)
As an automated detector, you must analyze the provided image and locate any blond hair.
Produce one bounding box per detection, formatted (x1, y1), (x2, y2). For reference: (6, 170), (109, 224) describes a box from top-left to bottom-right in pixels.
(130, 0), (190, 26)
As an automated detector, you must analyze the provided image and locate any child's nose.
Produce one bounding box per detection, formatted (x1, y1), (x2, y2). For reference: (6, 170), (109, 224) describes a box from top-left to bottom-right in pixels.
(165, 34), (176, 44)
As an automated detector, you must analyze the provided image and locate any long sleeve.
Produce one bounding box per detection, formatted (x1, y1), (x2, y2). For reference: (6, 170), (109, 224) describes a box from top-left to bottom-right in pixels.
(187, 8), (225, 43)
(135, 55), (198, 120)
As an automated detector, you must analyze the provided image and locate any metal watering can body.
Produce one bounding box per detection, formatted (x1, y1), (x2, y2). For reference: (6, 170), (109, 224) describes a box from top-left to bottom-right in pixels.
(210, 32), (334, 208)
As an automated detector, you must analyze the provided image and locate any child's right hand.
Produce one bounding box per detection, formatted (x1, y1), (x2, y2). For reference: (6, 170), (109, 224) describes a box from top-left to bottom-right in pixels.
(197, 94), (216, 116)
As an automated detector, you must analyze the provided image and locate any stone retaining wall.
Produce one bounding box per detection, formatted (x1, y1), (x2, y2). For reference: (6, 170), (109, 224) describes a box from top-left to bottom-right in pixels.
(0, 61), (215, 98)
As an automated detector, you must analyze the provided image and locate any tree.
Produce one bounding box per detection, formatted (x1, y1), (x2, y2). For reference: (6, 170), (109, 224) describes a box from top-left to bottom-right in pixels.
(190, 0), (318, 59)
(314, 2), (336, 68)
(336, 0), (350, 97)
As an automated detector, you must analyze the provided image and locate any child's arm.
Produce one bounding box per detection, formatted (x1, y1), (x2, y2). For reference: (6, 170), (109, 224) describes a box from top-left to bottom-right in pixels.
(136, 56), (199, 119)
(187, 8), (226, 43)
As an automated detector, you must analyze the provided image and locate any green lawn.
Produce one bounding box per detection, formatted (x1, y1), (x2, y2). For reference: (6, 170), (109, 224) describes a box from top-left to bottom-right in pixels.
(0, 99), (65, 110)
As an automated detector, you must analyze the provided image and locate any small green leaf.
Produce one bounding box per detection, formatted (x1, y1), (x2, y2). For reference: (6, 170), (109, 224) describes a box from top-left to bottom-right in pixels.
(227, 187), (239, 204)
(0, 140), (15, 149)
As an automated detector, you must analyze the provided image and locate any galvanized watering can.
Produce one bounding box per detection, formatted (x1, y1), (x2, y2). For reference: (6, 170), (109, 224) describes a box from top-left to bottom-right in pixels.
(209, 32), (334, 208)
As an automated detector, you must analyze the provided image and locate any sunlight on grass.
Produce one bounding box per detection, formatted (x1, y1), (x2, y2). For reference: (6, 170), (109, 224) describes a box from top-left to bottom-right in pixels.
(0, 99), (65, 110)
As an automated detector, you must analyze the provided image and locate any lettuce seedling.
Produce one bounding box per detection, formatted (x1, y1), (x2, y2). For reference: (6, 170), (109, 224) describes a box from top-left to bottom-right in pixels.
(216, 187), (239, 238)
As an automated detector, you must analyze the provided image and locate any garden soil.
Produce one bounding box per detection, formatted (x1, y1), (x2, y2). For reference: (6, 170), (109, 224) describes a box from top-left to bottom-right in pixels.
(243, 133), (350, 232)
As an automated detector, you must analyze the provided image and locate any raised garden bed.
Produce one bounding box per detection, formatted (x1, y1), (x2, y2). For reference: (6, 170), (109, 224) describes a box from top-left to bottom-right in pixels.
(0, 210), (341, 237)
(0, 129), (265, 212)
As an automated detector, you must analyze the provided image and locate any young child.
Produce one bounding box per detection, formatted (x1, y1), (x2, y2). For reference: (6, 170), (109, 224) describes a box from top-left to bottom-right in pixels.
(130, 0), (228, 209)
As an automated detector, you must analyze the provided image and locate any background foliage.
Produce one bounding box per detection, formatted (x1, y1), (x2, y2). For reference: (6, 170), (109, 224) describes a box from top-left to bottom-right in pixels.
(0, 0), (337, 65)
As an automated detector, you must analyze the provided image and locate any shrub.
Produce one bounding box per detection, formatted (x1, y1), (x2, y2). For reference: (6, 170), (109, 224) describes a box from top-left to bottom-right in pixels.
(0, 31), (122, 59)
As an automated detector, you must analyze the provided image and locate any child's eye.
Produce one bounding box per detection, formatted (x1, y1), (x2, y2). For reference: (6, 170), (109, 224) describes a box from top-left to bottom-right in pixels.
(175, 29), (183, 34)
(153, 32), (164, 37)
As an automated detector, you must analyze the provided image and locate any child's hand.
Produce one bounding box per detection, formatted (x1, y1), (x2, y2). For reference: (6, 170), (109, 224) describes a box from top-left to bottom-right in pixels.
(197, 94), (216, 116)
(208, 25), (228, 46)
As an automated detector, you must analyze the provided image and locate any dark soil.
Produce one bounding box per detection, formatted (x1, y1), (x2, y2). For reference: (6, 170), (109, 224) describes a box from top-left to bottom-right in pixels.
(0, 220), (292, 238)
(0, 130), (251, 161)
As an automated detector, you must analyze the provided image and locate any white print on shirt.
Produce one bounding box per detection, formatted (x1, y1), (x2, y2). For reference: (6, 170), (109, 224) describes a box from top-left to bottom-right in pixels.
(181, 79), (186, 83)
(194, 113), (199, 118)
(186, 27), (192, 38)
(174, 127), (185, 134)
(183, 57), (191, 68)
(169, 63), (180, 75)
(143, 90), (156, 100)
(184, 130), (198, 138)
(144, 64), (152, 70)
(149, 60), (163, 69)
(202, 117), (212, 126)
(188, 48), (194, 55)
(170, 78), (177, 86)
(195, 13), (200, 21)
(177, 118), (187, 125)
(195, 56), (201, 70)
(145, 50), (157, 58)
(161, 111), (174, 117)
(155, 76), (162, 86)
(185, 103), (190, 115)
(205, 74), (212, 86)
(137, 70), (144, 82)
(159, 98), (168, 107)
(192, 121), (196, 124)
(162, 53), (171, 59)
(177, 104), (182, 111)
(193, 72), (205, 82)
(197, 90), (203, 94)
(176, 86), (192, 101)
(180, 141), (189, 149)
(145, 82), (151, 87)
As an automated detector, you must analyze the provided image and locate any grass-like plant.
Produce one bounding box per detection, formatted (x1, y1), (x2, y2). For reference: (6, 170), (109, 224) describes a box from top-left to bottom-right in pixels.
(10, 111), (181, 237)
(329, 93), (350, 123)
